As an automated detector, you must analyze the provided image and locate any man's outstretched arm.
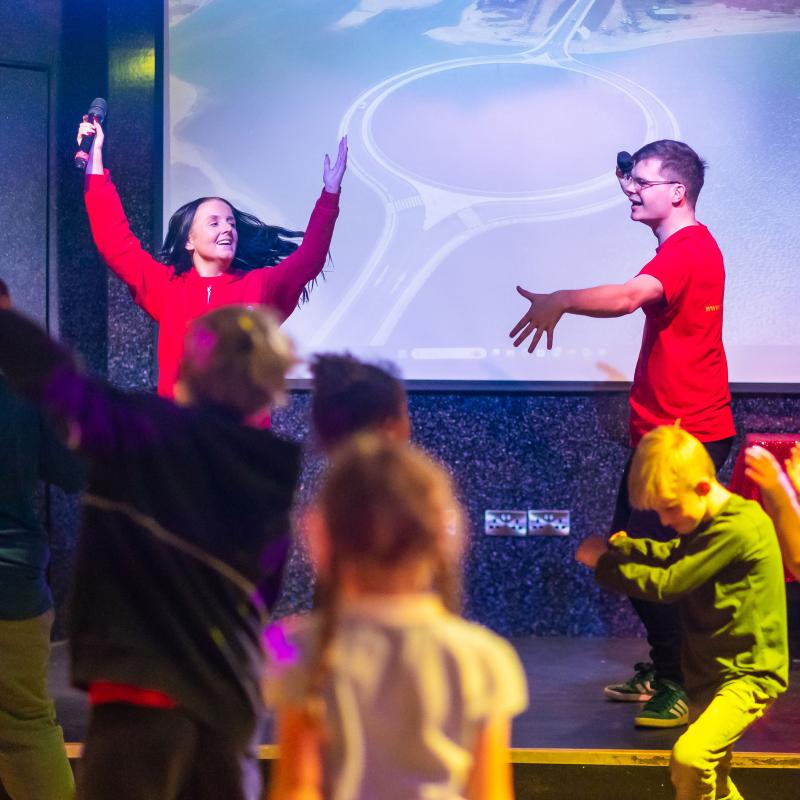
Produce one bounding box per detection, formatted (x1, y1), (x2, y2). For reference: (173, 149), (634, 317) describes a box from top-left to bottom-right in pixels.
(510, 274), (664, 352)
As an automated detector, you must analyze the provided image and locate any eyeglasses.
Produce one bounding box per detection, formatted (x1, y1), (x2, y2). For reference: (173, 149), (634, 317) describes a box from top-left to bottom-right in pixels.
(619, 174), (681, 192)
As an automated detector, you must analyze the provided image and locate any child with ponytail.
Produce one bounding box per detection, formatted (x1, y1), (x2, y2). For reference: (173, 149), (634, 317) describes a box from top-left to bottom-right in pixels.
(265, 435), (528, 800)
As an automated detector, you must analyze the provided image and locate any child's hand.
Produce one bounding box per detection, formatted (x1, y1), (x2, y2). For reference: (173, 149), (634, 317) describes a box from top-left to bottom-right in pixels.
(575, 536), (608, 569)
(786, 444), (800, 494)
(745, 445), (783, 491)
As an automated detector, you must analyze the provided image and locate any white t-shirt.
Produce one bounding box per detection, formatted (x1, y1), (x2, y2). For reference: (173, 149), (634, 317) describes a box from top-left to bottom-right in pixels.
(264, 593), (528, 800)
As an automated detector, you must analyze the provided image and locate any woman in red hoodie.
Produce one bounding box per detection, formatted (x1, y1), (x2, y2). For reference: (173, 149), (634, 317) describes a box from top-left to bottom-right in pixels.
(77, 118), (347, 398)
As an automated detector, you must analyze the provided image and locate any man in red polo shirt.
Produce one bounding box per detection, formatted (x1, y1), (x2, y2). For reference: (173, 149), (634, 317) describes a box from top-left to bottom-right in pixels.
(510, 140), (735, 728)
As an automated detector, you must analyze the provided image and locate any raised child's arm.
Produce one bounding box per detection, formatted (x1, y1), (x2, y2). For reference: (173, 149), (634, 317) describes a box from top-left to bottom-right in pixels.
(746, 445), (800, 579)
(786, 445), (800, 495)
(0, 308), (168, 460)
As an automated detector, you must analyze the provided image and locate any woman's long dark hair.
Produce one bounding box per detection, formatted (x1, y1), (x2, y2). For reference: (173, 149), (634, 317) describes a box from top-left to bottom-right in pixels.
(159, 196), (323, 302)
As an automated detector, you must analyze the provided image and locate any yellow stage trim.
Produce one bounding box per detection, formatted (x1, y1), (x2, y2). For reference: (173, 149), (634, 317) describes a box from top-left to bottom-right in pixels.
(64, 743), (800, 769)
(508, 748), (800, 768)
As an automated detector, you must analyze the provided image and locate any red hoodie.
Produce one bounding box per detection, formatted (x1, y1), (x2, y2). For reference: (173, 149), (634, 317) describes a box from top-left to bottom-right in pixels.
(85, 170), (340, 397)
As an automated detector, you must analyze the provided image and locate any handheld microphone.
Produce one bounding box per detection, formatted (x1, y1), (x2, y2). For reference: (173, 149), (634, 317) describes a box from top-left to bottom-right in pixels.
(74, 98), (108, 171)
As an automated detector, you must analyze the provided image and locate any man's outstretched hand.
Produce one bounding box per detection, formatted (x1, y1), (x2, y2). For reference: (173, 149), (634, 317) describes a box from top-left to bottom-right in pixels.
(510, 287), (564, 352)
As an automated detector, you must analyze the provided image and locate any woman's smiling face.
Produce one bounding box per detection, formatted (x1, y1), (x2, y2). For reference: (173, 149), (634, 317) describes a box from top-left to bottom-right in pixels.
(185, 199), (238, 269)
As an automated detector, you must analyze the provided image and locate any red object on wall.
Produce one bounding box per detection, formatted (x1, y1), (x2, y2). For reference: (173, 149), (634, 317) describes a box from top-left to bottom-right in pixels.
(728, 433), (800, 583)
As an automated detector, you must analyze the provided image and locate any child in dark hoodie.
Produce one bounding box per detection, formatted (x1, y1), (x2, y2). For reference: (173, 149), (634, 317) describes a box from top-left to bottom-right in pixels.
(0, 303), (301, 800)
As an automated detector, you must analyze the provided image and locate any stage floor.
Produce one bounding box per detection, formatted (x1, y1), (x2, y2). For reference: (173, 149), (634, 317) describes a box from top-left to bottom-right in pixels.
(509, 637), (799, 756)
(50, 636), (800, 758)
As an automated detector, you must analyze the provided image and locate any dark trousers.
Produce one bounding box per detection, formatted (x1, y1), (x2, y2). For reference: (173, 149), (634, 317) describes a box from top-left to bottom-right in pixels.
(787, 581), (800, 663)
(610, 436), (734, 685)
(76, 704), (259, 800)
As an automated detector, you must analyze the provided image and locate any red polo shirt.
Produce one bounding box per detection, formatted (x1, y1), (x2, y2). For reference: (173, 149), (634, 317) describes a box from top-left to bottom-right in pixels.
(629, 224), (735, 446)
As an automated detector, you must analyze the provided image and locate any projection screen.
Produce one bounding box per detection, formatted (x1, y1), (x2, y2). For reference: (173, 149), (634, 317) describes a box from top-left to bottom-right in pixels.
(165, 1), (800, 386)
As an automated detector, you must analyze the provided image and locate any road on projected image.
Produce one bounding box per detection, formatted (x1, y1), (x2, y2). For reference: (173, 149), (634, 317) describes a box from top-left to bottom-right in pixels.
(308, 0), (680, 352)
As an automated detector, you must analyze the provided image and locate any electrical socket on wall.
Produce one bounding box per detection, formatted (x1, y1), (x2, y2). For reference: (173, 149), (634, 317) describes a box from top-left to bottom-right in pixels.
(484, 510), (528, 536)
(528, 509), (570, 536)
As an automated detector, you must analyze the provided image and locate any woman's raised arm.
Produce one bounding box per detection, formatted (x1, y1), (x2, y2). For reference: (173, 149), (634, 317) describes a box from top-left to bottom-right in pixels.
(79, 119), (171, 321)
(258, 138), (348, 318)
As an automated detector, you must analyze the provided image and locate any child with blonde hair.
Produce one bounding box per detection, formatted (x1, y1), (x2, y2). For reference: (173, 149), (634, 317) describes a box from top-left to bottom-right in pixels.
(576, 424), (787, 800)
(265, 435), (528, 800)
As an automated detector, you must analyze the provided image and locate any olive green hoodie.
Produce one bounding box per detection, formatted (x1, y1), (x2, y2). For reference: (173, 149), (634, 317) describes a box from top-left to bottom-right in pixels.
(596, 494), (788, 699)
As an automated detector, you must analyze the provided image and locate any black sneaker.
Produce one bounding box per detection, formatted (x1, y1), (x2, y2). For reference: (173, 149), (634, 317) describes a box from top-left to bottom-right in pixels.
(634, 679), (689, 728)
(603, 661), (656, 702)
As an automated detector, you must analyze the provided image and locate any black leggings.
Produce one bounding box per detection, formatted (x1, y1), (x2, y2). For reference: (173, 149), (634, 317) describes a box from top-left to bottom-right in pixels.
(77, 704), (260, 800)
(610, 436), (735, 684)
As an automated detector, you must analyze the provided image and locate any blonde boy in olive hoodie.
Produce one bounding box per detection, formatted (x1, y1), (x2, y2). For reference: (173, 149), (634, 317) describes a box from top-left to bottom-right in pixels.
(577, 424), (787, 800)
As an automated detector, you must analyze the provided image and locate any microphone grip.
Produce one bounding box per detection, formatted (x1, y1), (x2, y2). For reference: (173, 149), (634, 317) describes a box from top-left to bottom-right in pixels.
(73, 113), (100, 171)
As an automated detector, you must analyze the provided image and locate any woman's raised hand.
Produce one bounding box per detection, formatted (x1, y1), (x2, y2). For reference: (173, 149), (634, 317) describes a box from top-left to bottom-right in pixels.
(77, 116), (104, 175)
(323, 136), (348, 194)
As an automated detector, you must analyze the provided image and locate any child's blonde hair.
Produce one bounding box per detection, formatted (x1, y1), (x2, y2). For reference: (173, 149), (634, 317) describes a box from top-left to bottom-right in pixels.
(306, 434), (463, 718)
(629, 423), (716, 510)
(178, 305), (295, 416)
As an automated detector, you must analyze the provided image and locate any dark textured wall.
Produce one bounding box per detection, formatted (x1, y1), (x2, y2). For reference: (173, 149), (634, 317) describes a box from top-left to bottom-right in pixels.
(0, 1), (61, 62)
(0, 65), (50, 322)
(48, 0), (163, 637)
(270, 390), (800, 637)
(1, 0), (162, 637)
(103, 0), (162, 389)
(1, 0), (90, 640)
(0, 0), (64, 326)
(55, 0), (109, 375)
